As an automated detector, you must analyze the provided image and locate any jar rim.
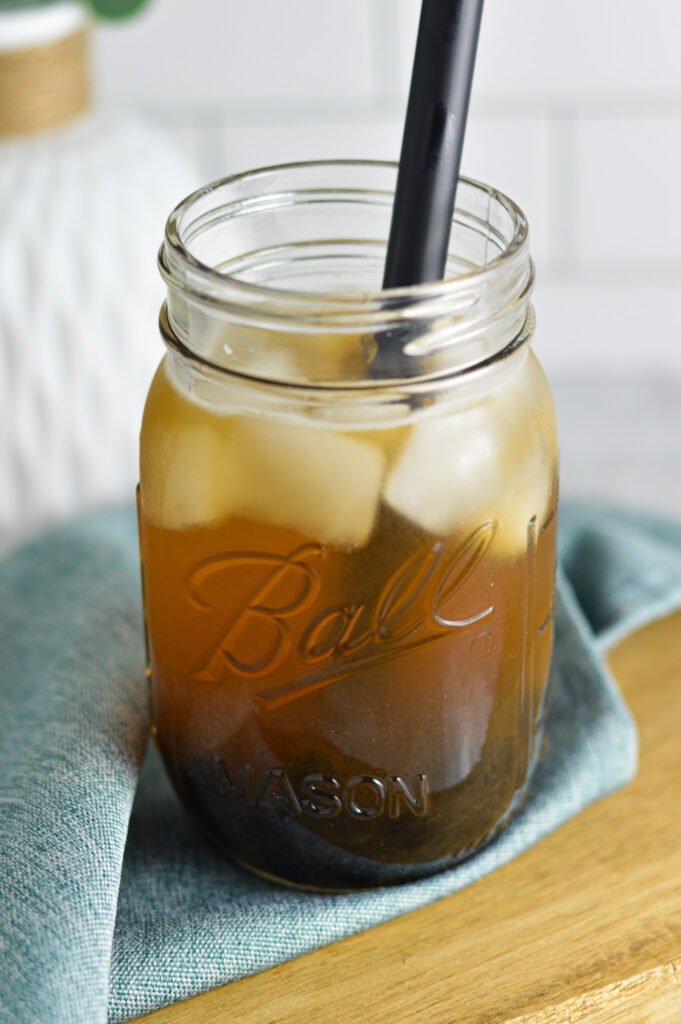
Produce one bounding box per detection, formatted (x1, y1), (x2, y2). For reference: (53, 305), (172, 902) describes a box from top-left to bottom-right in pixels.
(158, 299), (535, 397)
(160, 159), (529, 321)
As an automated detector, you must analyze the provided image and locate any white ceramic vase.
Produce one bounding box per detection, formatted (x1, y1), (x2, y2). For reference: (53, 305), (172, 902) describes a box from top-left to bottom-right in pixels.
(0, 1), (198, 554)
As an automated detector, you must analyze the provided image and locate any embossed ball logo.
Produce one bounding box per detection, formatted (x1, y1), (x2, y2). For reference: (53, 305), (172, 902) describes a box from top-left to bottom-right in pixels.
(188, 521), (497, 709)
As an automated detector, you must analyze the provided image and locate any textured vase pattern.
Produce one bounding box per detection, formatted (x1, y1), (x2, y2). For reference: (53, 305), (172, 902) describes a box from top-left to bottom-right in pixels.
(0, 115), (197, 554)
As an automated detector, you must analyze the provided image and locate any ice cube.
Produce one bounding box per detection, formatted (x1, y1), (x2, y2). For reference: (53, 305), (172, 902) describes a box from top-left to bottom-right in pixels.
(142, 419), (241, 530)
(384, 357), (557, 556)
(230, 417), (385, 548)
(383, 406), (500, 536)
(202, 319), (367, 384)
(140, 358), (386, 544)
(309, 401), (413, 464)
(140, 361), (240, 529)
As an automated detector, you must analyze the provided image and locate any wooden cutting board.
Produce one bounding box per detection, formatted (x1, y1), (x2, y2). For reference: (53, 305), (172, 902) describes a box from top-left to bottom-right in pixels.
(136, 611), (681, 1023)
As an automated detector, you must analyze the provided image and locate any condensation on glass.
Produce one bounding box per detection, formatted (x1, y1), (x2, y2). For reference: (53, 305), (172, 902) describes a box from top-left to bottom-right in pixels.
(138, 162), (559, 891)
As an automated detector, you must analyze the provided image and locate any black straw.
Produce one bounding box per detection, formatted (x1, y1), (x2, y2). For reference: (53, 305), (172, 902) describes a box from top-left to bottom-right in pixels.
(383, 0), (484, 290)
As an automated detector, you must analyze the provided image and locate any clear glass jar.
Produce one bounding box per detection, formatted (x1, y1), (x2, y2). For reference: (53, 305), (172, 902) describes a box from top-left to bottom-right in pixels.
(139, 161), (558, 890)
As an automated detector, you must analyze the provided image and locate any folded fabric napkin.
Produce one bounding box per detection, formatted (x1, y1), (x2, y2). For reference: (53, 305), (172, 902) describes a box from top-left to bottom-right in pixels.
(2, 504), (681, 1024)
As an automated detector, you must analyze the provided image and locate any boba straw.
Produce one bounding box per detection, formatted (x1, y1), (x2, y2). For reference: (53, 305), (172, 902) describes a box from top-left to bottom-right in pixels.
(383, 0), (484, 289)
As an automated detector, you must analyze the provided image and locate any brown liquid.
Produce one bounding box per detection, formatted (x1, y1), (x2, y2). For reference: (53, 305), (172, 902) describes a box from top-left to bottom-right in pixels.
(139, 493), (556, 889)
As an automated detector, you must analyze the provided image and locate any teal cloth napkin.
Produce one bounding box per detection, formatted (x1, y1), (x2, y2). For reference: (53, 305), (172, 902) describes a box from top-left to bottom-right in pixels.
(2, 505), (681, 1024)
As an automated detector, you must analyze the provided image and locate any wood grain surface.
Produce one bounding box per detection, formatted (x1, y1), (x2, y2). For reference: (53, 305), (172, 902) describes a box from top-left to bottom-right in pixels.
(136, 611), (681, 1024)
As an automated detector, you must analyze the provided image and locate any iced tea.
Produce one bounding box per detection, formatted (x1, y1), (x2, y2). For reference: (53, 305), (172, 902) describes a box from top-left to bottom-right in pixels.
(139, 345), (557, 889)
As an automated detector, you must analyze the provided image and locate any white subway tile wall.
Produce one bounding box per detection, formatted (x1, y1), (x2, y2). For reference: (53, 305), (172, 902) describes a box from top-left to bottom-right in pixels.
(95, 1), (378, 102)
(94, 0), (681, 394)
(393, 0), (681, 97)
(577, 116), (681, 268)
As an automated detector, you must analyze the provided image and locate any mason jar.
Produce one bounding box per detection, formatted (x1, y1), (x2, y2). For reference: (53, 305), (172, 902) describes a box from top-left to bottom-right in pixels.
(138, 161), (558, 891)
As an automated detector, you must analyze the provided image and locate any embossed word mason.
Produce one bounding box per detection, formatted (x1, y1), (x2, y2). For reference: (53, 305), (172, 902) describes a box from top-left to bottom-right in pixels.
(212, 756), (429, 820)
(189, 521), (496, 709)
